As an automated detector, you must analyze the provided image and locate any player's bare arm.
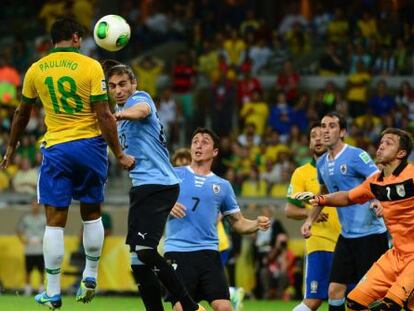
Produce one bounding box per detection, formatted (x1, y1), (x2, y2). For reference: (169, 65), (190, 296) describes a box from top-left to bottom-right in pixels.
(1, 102), (33, 169)
(114, 102), (151, 121)
(225, 211), (270, 234)
(285, 202), (309, 220)
(92, 100), (135, 170)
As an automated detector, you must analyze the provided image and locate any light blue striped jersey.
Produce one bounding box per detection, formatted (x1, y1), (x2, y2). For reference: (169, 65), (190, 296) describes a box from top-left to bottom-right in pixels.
(116, 91), (178, 186)
(164, 166), (240, 252)
(317, 144), (386, 238)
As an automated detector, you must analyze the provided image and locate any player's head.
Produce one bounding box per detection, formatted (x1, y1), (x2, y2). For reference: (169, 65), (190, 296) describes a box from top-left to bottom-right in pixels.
(190, 128), (220, 164)
(376, 128), (413, 165)
(103, 59), (137, 105)
(308, 122), (326, 157)
(321, 112), (347, 150)
(51, 18), (85, 47)
(172, 148), (191, 167)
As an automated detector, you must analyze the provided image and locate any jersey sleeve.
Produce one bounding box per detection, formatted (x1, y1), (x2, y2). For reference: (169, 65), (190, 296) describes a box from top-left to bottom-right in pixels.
(89, 60), (108, 103)
(21, 65), (38, 104)
(220, 181), (240, 216)
(286, 168), (305, 208)
(352, 149), (379, 178)
(130, 92), (153, 112)
(348, 177), (375, 204)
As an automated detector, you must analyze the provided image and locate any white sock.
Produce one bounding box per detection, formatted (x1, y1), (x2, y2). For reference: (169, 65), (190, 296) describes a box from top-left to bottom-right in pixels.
(293, 301), (312, 311)
(43, 226), (64, 296)
(82, 217), (104, 280)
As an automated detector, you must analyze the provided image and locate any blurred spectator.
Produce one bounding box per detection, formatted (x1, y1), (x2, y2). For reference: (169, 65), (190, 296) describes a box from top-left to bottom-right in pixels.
(268, 31), (289, 71)
(249, 39), (272, 75)
(372, 48), (395, 76)
(327, 8), (349, 46)
(264, 233), (295, 299)
(349, 43), (372, 74)
(346, 60), (371, 117)
(12, 36), (31, 73)
(254, 206), (286, 299)
(278, 3), (308, 36)
(0, 54), (20, 105)
(12, 157), (38, 194)
(224, 28), (246, 66)
(213, 136), (234, 178)
(156, 87), (180, 145)
(197, 40), (219, 81)
(395, 81), (414, 120)
(291, 93), (310, 132)
(171, 51), (196, 136)
(285, 22), (311, 56)
(368, 80), (396, 116)
(319, 42), (344, 76)
(16, 200), (46, 296)
(240, 9), (260, 36)
(240, 167), (267, 198)
(237, 123), (261, 148)
(239, 90), (268, 136)
(71, 0), (94, 30)
(357, 11), (379, 43)
(276, 60), (300, 103)
(311, 3), (332, 39)
(237, 70), (262, 105)
(263, 130), (290, 163)
(38, 0), (67, 32)
(210, 71), (236, 137)
(314, 81), (338, 117)
(394, 38), (412, 75)
(268, 92), (295, 141)
(17, 136), (37, 165)
(131, 55), (164, 97)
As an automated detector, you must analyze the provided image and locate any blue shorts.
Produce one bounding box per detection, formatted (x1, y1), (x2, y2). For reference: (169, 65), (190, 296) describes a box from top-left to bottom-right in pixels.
(304, 251), (334, 299)
(38, 137), (108, 207)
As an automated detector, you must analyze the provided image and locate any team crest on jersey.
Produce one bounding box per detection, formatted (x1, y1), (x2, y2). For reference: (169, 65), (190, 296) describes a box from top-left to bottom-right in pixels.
(310, 281), (318, 293)
(212, 184), (221, 194)
(340, 164), (347, 174)
(396, 184), (406, 197)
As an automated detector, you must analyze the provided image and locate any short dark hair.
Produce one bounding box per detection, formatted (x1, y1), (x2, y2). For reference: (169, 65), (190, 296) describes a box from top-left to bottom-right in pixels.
(172, 148), (191, 166)
(381, 128), (413, 160)
(308, 121), (321, 140)
(323, 112), (347, 130)
(102, 59), (136, 81)
(51, 18), (85, 45)
(191, 127), (220, 149)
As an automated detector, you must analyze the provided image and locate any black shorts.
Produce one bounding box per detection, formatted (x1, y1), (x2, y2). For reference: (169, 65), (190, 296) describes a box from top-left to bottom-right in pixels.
(164, 250), (230, 304)
(126, 184), (179, 251)
(25, 255), (44, 273)
(330, 232), (389, 285)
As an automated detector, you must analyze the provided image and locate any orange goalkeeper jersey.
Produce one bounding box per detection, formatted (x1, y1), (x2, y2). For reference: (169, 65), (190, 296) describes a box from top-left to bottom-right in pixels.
(349, 162), (414, 256)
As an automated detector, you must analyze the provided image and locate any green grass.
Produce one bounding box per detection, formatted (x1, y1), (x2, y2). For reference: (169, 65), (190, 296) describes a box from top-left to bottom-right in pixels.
(0, 294), (329, 310)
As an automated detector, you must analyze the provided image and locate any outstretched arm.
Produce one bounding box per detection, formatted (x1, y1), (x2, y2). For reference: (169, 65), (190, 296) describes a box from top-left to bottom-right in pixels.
(225, 211), (270, 234)
(114, 103), (150, 121)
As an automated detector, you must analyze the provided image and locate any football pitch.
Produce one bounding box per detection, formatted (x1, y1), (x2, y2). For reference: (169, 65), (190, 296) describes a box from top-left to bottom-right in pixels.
(0, 295), (329, 310)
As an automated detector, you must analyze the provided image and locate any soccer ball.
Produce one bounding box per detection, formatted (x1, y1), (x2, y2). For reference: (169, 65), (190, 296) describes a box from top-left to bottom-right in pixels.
(93, 15), (131, 52)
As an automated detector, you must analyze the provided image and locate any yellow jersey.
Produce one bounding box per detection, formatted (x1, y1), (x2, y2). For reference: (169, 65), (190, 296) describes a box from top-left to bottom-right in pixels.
(287, 160), (341, 254)
(217, 220), (230, 252)
(22, 47), (108, 148)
